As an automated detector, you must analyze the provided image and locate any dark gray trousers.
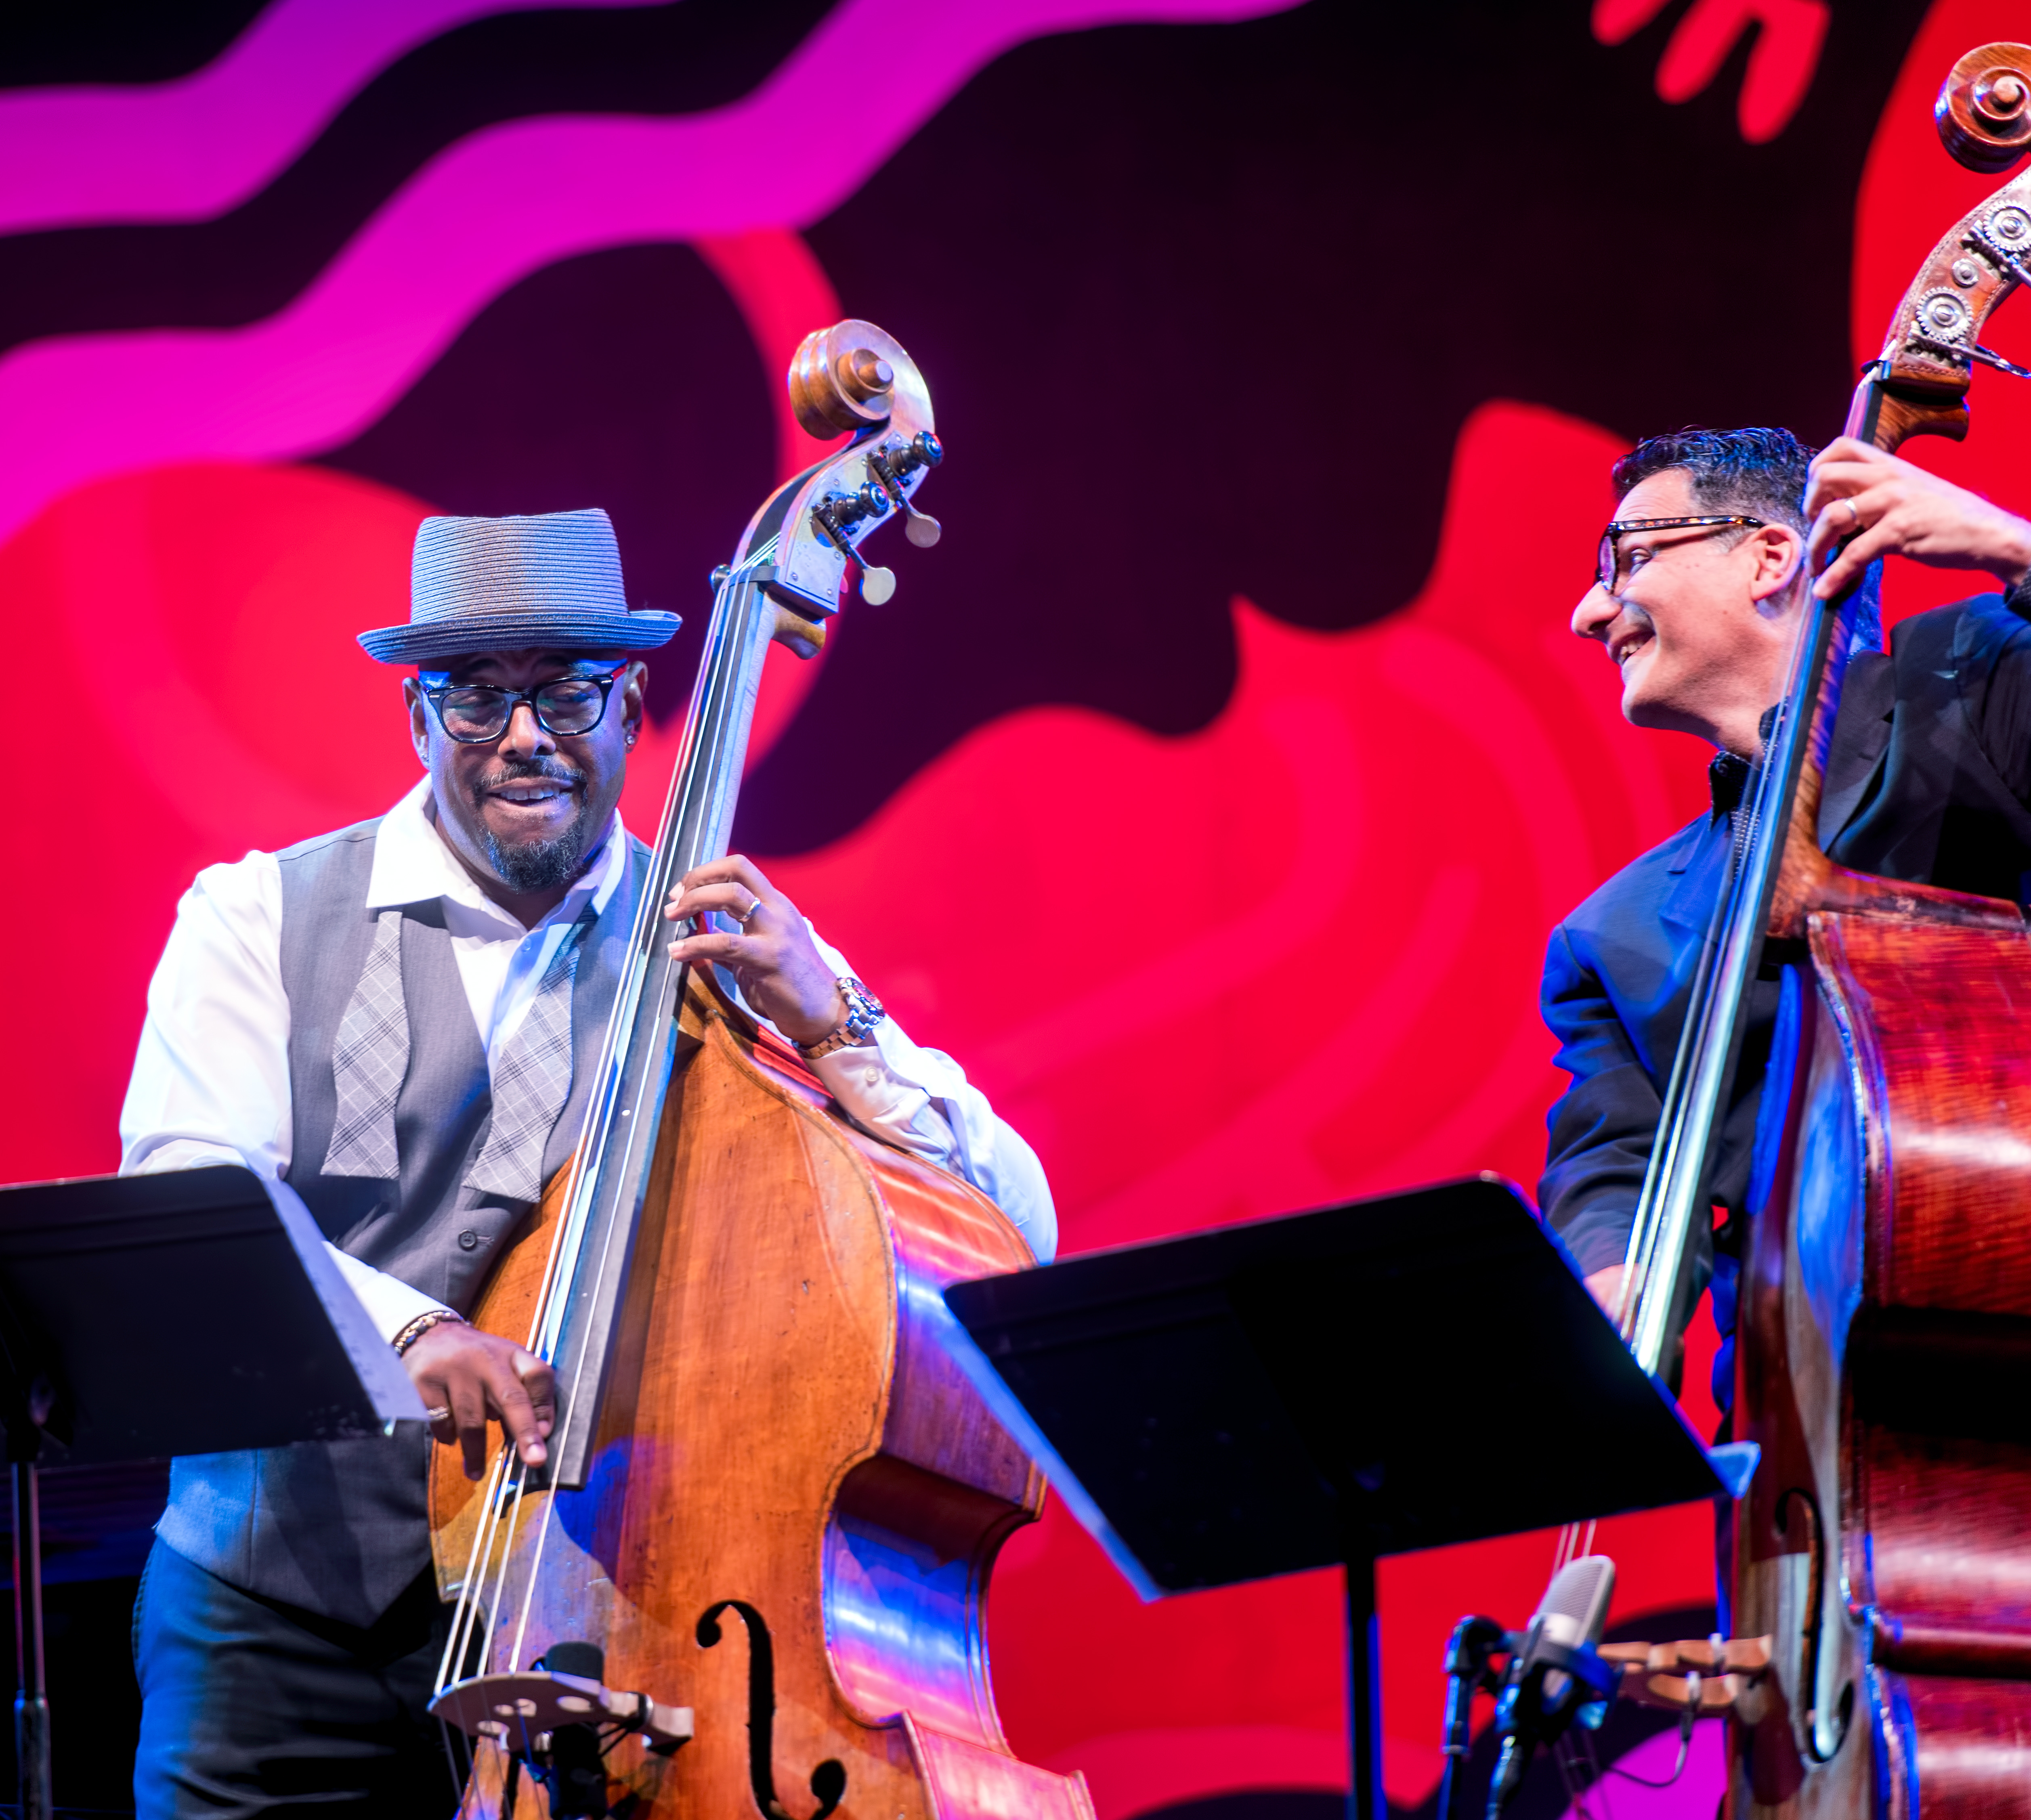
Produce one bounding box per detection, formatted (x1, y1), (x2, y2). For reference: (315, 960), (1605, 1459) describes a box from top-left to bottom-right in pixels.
(132, 1538), (464, 1819)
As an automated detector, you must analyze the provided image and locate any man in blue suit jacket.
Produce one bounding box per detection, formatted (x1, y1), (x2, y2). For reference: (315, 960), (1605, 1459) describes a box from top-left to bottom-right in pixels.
(1540, 426), (2031, 1407)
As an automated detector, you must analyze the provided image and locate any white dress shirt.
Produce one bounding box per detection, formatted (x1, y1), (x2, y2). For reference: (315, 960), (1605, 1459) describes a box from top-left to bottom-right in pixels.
(120, 780), (1057, 1343)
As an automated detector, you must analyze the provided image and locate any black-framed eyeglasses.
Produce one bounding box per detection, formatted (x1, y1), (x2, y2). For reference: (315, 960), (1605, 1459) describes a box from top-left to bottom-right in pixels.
(420, 668), (625, 744)
(1597, 515), (1766, 595)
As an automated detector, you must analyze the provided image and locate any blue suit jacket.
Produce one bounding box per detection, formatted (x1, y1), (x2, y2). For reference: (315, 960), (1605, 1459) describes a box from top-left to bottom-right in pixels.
(1541, 593), (2031, 1304)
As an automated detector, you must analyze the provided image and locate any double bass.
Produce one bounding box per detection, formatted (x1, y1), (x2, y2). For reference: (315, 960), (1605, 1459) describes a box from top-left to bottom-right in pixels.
(1615, 42), (2031, 1820)
(423, 323), (1095, 1820)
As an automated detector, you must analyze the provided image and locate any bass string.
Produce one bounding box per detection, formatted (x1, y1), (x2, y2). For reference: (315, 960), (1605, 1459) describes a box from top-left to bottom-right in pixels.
(439, 1422), (543, 1696)
(1619, 549), (1820, 1362)
(517, 540), (778, 1373)
(452, 546), (783, 1684)
(436, 1449), (506, 1689)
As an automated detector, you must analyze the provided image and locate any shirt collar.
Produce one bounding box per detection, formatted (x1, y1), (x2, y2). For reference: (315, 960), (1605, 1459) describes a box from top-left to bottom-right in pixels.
(1708, 705), (1783, 818)
(365, 777), (629, 928)
(1708, 752), (1751, 818)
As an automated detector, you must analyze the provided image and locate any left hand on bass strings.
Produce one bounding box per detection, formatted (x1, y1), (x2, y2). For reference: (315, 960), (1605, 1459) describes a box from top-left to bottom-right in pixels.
(405, 1323), (556, 1482)
(663, 855), (847, 1046)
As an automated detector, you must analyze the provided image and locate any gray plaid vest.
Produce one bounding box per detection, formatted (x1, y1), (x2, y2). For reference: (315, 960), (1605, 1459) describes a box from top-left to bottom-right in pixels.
(154, 814), (647, 1626)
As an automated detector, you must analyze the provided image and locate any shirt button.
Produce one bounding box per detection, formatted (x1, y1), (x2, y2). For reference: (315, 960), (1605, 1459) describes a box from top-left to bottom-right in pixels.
(458, 1230), (480, 1252)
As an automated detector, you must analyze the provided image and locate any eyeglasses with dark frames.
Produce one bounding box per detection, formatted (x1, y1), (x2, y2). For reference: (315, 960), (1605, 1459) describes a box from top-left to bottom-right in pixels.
(1597, 515), (1767, 595)
(420, 667), (626, 744)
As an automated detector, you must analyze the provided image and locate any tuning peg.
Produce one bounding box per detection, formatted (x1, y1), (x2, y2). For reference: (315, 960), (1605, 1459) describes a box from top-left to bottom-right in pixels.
(867, 445), (943, 548)
(810, 494), (898, 604)
(900, 432), (944, 545)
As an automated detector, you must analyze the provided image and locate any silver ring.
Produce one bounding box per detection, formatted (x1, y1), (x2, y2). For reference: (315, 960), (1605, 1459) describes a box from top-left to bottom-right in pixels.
(424, 1406), (451, 1425)
(1841, 498), (1863, 529)
(735, 894), (762, 924)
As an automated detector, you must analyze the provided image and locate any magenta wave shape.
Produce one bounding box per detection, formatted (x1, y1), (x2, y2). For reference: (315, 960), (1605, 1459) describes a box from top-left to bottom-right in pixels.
(0, 0), (664, 235)
(0, 0), (1298, 553)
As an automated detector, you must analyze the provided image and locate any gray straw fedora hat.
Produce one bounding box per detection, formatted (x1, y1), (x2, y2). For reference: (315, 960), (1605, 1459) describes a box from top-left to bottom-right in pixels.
(357, 507), (681, 665)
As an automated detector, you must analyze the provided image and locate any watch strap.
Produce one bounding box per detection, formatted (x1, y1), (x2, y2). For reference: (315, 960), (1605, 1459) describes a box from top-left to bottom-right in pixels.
(798, 976), (887, 1060)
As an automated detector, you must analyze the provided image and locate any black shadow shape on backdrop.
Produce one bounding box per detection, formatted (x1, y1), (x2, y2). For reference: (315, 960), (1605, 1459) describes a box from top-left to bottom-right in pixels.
(744, 0), (1927, 849)
(129, 0), (1932, 852)
(0, 0), (265, 87)
(317, 241), (774, 727)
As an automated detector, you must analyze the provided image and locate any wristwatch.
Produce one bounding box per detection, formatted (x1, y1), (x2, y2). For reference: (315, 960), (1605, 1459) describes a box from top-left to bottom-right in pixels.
(798, 976), (887, 1060)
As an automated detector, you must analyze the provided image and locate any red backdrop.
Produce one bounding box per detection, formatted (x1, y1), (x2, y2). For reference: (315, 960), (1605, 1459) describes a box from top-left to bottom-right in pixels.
(4, 1), (2030, 1813)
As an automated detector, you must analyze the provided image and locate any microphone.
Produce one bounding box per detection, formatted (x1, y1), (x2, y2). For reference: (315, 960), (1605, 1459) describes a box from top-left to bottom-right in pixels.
(1484, 1554), (1618, 1817)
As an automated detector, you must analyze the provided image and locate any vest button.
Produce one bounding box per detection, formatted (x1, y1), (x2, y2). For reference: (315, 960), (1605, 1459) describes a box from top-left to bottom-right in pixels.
(458, 1229), (480, 1251)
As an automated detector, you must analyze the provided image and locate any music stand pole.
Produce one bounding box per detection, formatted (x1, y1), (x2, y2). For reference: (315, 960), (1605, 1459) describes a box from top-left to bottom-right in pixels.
(11, 1453), (50, 1820)
(1346, 1552), (1382, 1820)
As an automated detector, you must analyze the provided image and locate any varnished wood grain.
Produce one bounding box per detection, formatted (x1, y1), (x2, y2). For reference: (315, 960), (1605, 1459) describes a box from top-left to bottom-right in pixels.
(1873, 1671), (2031, 1820)
(1816, 918), (2031, 1318)
(1727, 48), (2031, 1816)
(1733, 915), (2031, 1819)
(430, 969), (1092, 1819)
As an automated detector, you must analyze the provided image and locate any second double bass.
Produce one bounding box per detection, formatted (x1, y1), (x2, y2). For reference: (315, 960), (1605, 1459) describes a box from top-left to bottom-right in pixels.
(1613, 42), (2031, 1820)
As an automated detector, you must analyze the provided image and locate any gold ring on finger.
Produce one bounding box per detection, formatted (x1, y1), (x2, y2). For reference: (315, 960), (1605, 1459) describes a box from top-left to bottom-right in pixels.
(736, 894), (763, 924)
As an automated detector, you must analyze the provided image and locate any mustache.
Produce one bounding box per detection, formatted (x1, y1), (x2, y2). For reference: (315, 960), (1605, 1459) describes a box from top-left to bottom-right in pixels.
(1609, 600), (1656, 652)
(473, 757), (585, 796)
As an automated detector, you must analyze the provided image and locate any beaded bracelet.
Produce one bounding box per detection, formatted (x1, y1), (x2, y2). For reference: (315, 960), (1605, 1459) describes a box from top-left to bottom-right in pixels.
(392, 1308), (466, 1357)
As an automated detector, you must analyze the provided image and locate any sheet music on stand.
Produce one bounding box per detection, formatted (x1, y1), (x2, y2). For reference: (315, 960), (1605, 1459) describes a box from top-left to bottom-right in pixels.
(0, 1165), (423, 1820)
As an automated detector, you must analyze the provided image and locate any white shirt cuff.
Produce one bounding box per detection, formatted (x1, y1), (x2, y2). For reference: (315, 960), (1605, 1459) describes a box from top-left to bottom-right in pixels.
(809, 1040), (951, 1160)
(321, 1245), (454, 1346)
(711, 942), (1058, 1264)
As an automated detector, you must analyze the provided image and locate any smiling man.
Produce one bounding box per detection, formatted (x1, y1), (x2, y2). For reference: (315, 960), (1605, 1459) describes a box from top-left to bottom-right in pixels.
(1539, 427), (2031, 1387)
(117, 508), (1054, 1818)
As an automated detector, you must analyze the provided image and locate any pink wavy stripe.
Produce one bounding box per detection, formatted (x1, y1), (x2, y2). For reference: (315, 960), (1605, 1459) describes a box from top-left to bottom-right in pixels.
(0, 0), (1297, 553)
(0, 0), (662, 235)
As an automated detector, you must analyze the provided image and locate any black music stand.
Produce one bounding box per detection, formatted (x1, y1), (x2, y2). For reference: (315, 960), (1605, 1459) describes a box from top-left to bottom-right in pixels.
(0, 1165), (426, 1820)
(943, 1175), (1752, 1820)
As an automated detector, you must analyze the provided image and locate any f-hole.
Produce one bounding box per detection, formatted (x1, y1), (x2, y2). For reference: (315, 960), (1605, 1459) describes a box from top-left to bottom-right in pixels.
(1777, 1488), (1851, 1763)
(697, 1600), (846, 1820)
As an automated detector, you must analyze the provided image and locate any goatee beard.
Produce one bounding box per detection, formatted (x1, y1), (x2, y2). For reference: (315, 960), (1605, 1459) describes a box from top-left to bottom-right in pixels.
(474, 760), (594, 894)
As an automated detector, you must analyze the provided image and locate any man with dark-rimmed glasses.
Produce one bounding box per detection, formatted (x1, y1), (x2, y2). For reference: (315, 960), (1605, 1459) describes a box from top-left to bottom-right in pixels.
(1540, 427), (2031, 1407)
(116, 508), (1055, 1816)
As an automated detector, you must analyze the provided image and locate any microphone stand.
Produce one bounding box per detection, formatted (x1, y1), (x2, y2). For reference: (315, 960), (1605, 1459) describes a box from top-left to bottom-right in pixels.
(1437, 1617), (1511, 1820)
(6, 1386), (53, 1820)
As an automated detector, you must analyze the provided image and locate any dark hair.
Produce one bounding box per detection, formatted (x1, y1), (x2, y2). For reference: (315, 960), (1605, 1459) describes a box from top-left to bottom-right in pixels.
(1611, 424), (1881, 649)
(1610, 426), (1816, 533)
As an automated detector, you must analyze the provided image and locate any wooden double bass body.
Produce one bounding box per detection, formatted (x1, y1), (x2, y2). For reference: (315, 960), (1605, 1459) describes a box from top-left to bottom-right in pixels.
(426, 325), (1095, 1820)
(1725, 44), (2031, 1820)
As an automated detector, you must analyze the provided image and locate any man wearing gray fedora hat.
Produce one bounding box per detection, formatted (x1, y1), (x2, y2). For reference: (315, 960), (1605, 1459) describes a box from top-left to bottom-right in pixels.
(116, 507), (1055, 1816)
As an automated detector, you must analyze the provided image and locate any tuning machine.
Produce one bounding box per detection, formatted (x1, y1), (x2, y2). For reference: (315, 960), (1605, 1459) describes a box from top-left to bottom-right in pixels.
(867, 431), (946, 549)
(811, 487), (897, 604)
